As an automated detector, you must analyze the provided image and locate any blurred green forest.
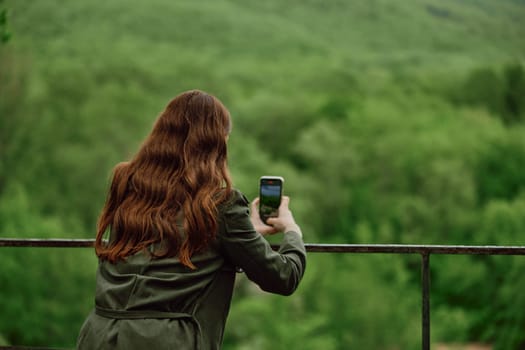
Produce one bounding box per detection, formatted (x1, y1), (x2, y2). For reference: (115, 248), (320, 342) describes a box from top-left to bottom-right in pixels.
(1, 0), (525, 348)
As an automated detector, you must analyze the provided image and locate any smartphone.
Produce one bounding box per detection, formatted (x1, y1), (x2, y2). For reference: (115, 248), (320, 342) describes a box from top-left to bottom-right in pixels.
(259, 176), (284, 224)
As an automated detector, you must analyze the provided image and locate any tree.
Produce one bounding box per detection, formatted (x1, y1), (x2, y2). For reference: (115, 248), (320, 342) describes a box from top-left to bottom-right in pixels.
(0, 0), (10, 43)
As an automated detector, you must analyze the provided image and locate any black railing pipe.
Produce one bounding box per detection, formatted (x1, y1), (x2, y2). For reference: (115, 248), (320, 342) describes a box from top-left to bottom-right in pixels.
(2, 239), (525, 255)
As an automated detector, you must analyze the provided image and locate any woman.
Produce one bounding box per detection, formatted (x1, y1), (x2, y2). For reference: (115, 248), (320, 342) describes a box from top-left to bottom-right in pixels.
(77, 90), (306, 349)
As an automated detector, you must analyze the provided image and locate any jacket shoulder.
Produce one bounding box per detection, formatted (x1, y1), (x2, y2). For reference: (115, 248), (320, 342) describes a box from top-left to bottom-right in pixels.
(220, 188), (249, 210)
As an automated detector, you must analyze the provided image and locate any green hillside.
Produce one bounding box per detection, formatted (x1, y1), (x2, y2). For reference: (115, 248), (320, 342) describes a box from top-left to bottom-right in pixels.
(1, 0), (525, 348)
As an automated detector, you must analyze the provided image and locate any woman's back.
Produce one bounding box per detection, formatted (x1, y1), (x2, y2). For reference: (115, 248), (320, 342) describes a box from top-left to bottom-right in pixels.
(78, 190), (306, 349)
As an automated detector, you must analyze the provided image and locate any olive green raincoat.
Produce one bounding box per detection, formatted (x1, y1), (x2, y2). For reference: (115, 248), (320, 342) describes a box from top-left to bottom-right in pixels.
(77, 190), (306, 349)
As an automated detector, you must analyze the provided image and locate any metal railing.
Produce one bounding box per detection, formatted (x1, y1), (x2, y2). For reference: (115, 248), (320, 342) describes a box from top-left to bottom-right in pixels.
(1, 238), (525, 350)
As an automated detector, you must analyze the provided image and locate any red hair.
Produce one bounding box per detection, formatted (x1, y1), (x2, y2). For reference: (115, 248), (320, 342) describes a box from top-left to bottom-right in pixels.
(95, 90), (232, 269)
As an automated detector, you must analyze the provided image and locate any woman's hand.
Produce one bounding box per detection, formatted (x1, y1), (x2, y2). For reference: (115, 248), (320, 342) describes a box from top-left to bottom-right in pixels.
(250, 196), (302, 236)
(250, 197), (278, 235)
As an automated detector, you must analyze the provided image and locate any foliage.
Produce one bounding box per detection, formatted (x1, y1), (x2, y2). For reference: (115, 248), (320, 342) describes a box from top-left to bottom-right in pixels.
(455, 64), (525, 125)
(1, 0), (525, 348)
(0, 0), (10, 43)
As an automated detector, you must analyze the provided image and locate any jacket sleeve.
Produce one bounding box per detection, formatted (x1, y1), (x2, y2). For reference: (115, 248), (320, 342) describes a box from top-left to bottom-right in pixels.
(217, 190), (306, 296)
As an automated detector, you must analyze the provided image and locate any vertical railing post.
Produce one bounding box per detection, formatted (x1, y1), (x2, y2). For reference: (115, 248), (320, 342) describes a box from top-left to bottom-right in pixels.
(421, 252), (430, 350)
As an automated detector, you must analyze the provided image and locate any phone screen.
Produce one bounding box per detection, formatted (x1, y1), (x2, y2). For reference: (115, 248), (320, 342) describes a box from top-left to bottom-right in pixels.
(259, 177), (283, 224)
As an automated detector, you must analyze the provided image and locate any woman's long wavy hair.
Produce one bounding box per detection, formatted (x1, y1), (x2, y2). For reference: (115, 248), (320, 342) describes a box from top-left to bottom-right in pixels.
(95, 90), (232, 269)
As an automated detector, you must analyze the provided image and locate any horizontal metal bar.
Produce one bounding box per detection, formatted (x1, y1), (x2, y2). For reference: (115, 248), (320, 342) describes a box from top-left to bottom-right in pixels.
(303, 243), (525, 255)
(0, 347), (68, 350)
(0, 238), (95, 248)
(1, 238), (525, 255)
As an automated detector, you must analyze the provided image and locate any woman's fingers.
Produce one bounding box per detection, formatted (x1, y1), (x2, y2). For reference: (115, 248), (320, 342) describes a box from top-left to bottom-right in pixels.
(250, 197), (278, 235)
